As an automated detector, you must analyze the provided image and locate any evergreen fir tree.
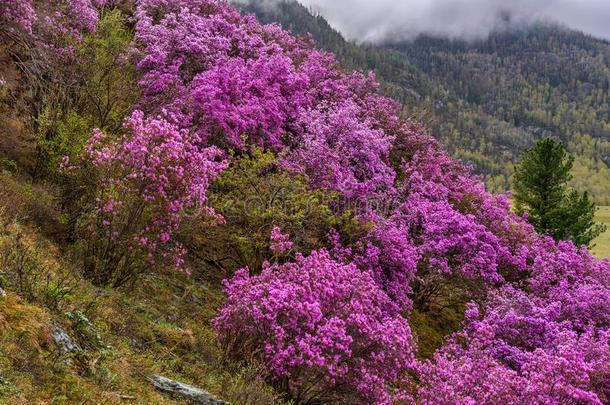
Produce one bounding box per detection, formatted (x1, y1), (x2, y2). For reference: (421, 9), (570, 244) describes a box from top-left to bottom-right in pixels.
(513, 138), (606, 246)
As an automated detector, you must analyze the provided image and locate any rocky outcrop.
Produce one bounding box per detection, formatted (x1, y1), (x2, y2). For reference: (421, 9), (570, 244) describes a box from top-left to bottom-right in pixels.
(52, 325), (80, 354)
(148, 374), (228, 404)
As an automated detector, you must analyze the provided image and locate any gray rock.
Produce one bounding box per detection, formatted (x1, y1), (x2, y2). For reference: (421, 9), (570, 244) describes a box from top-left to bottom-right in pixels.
(148, 374), (228, 404)
(52, 325), (80, 354)
(0, 287), (5, 298)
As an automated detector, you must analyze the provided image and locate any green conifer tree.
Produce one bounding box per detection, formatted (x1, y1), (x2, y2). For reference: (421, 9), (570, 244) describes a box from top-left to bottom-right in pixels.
(513, 138), (606, 247)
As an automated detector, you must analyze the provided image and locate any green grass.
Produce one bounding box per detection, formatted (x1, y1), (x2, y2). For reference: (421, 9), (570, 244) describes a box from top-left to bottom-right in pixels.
(592, 206), (610, 259)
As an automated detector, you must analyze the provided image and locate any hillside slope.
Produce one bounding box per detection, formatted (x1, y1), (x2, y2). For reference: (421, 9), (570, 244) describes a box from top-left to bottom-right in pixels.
(1, 0), (609, 403)
(243, 1), (610, 203)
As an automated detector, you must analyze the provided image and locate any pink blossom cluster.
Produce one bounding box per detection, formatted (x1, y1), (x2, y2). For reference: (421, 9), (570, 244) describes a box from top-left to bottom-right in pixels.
(1, 0), (103, 40)
(293, 99), (396, 201)
(213, 250), (416, 404)
(82, 110), (226, 272)
(134, 0), (399, 202)
(418, 325), (610, 404)
(269, 226), (292, 255)
(0, 0), (36, 35)
(328, 130), (535, 311)
(134, 0), (307, 149)
(419, 240), (610, 403)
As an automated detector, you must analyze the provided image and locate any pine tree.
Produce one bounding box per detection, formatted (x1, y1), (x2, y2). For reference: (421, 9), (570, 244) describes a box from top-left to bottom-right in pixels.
(560, 190), (606, 247)
(513, 138), (606, 247)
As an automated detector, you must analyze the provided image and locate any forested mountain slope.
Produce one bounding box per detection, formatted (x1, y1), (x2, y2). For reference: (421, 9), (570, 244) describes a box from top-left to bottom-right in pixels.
(242, 1), (610, 203)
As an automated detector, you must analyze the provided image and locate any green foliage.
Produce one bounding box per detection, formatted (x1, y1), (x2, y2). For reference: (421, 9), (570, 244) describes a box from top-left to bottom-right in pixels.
(76, 9), (139, 133)
(43, 276), (75, 311)
(65, 310), (108, 349)
(513, 138), (606, 246)
(409, 307), (465, 360)
(0, 226), (48, 303)
(0, 170), (67, 242)
(0, 271), (8, 289)
(561, 190), (607, 247)
(185, 149), (363, 274)
(0, 158), (17, 173)
(0, 376), (16, 396)
(513, 138), (574, 232)
(35, 9), (138, 179)
(36, 109), (91, 178)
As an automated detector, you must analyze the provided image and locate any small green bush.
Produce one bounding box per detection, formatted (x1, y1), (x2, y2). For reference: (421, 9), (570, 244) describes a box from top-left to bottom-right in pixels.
(185, 149), (364, 275)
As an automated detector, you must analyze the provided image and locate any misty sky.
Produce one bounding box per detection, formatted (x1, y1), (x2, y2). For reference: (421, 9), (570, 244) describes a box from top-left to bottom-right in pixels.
(290, 0), (610, 43)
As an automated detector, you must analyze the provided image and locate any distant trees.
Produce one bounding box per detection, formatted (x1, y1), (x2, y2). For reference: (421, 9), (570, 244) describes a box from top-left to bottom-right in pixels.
(513, 138), (606, 246)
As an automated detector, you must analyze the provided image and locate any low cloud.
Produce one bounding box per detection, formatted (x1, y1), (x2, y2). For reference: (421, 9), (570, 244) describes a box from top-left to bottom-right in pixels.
(253, 0), (610, 43)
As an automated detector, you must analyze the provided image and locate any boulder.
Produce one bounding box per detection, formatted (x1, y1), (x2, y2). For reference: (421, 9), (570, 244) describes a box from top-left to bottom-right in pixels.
(52, 325), (80, 354)
(148, 374), (228, 404)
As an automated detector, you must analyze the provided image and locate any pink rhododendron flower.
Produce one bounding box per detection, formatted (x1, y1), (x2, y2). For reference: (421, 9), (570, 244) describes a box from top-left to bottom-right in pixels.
(269, 226), (292, 254)
(214, 250), (416, 404)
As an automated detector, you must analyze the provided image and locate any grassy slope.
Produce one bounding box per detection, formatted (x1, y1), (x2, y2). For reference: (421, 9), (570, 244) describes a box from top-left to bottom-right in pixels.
(592, 206), (610, 259)
(0, 172), (279, 404)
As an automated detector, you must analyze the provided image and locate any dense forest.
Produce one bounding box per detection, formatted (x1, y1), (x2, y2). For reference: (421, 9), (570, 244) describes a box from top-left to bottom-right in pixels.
(243, 1), (610, 203)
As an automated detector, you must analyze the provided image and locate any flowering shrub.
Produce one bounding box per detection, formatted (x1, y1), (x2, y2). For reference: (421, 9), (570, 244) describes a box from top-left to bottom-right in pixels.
(419, 239), (610, 403)
(318, 120), (536, 312)
(76, 111), (226, 286)
(1, 0), (104, 43)
(134, 0), (399, 206)
(269, 226), (292, 255)
(331, 190), (527, 312)
(527, 239), (610, 330)
(0, 0), (36, 35)
(419, 320), (610, 404)
(417, 331), (526, 404)
(352, 220), (419, 312)
(214, 250), (416, 404)
(418, 326), (610, 404)
(291, 100), (395, 202)
(184, 55), (308, 150)
(134, 0), (307, 142)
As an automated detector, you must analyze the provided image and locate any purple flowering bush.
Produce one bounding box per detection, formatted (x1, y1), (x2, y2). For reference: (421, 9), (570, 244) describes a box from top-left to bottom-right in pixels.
(419, 240), (610, 403)
(292, 99), (396, 202)
(214, 249), (416, 404)
(76, 111), (226, 286)
(419, 313), (610, 404)
(1, 0), (102, 38)
(133, 0), (400, 205)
